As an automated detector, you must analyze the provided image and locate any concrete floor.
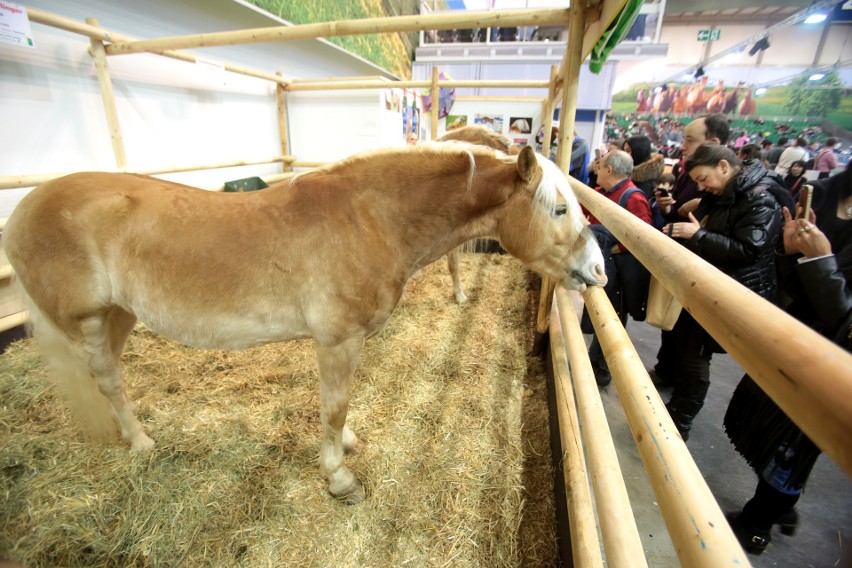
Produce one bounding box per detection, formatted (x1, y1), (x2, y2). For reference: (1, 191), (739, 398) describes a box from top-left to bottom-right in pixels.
(590, 319), (852, 568)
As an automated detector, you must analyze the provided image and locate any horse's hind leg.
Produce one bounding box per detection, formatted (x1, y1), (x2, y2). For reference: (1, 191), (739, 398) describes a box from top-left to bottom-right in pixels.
(446, 248), (468, 303)
(315, 333), (366, 504)
(81, 308), (154, 452)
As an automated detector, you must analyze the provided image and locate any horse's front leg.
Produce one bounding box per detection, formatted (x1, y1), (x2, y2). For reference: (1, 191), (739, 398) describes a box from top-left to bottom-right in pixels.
(315, 334), (366, 504)
(446, 248), (468, 303)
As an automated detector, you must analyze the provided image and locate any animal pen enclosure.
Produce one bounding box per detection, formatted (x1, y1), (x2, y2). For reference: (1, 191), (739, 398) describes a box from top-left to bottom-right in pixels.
(1, 3), (851, 568)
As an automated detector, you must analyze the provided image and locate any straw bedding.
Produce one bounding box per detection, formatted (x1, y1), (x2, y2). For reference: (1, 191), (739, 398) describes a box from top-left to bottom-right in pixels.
(0, 254), (558, 567)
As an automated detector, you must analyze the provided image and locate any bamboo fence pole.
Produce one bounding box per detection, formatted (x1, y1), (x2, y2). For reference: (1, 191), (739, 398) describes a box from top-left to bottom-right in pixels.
(0, 311), (29, 334)
(26, 7), (288, 85)
(555, 288), (649, 568)
(541, 0), (586, 333)
(580, 285), (752, 567)
(105, 9), (571, 55)
(556, 0), (585, 176)
(87, 17), (127, 170)
(291, 75), (391, 83)
(26, 7), (110, 41)
(290, 161), (329, 168)
(0, 156), (295, 190)
(275, 72), (290, 172)
(548, 302), (604, 568)
(541, 65), (558, 154)
(0, 265), (14, 280)
(287, 80), (548, 92)
(568, 177), (852, 478)
(289, 80), (430, 91)
(430, 66), (440, 141)
(456, 95), (544, 102)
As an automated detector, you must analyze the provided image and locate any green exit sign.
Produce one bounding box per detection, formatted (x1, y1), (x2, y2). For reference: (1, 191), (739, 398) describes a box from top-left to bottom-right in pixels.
(698, 29), (721, 41)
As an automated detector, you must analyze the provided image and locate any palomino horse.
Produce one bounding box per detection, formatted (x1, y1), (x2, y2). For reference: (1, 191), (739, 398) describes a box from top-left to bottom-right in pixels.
(437, 125), (520, 303)
(4, 144), (606, 504)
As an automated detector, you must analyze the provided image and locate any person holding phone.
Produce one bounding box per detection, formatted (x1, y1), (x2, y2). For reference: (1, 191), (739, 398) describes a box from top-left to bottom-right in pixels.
(724, 162), (852, 555)
(650, 115), (730, 389)
(783, 160), (808, 198)
(660, 143), (792, 441)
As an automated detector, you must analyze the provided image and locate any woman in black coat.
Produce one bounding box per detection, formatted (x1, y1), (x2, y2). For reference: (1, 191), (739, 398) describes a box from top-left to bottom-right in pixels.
(660, 143), (790, 440)
(724, 163), (852, 555)
(783, 159), (807, 199)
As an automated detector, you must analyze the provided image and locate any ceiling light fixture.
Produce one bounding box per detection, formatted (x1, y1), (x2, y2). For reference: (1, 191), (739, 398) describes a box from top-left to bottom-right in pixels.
(809, 73), (826, 81)
(748, 37), (771, 56)
(804, 13), (827, 24)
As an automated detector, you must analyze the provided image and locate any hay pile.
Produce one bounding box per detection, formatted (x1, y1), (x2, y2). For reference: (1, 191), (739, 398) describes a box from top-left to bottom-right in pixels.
(0, 254), (557, 567)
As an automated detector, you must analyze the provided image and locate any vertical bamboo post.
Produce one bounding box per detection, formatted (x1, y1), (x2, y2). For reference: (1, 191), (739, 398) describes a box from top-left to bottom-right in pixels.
(557, 0), (585, 177)
(541, 64), (558, 156)
(539, 2), (584, 334)
(86, 17), (127, 170)
(275, 72), (290, 172)
(430, 66), (440, 140)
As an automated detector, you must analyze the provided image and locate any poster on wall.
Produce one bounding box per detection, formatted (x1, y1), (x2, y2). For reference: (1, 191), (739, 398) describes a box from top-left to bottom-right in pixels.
(384, 89), (402, 112)
(402, 91), (420, 136)
(446, 115), (468, 131)
(474, 114), (503, 133)
(509, 117), (532, 134)
(513, 137), (529, 148)
(0, 2), (34, 48)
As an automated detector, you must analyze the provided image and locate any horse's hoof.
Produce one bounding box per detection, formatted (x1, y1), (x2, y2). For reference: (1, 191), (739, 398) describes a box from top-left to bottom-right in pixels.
(130, 434), (155, 453)
(331, 478), (366, 505)
(455, 292), (468, 304)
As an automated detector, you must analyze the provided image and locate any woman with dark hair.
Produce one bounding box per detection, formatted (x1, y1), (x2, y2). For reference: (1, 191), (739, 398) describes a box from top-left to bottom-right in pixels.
(724, 163), (852, 555)
(660, 143), (792, 440)
(623, 135), (663, 199)
(783, 160), (807, 199)
(737, 143), (761, 162)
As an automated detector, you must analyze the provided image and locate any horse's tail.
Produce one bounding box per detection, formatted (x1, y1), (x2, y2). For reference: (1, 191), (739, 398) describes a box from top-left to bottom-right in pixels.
(16, 280), (118, 443)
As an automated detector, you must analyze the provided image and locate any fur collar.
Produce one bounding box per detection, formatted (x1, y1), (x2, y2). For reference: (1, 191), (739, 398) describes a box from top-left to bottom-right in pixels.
(631, 154), (665, 184)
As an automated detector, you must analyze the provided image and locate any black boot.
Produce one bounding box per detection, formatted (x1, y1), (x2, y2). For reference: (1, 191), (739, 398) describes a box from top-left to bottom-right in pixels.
(665, 381), (710, 441)
(726, 512), (771, 555)
(665, 398), (697, 441)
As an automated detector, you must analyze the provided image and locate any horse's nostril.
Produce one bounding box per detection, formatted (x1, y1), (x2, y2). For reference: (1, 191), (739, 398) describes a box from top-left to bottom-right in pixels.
(594, 264), (606, 278)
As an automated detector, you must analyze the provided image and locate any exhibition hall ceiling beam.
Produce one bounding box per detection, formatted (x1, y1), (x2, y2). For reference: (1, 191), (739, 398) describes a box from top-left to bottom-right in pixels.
(104, 9), (572, 56)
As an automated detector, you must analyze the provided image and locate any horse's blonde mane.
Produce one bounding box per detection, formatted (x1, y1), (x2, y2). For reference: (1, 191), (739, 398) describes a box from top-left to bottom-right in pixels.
(290, 142), (503, 194)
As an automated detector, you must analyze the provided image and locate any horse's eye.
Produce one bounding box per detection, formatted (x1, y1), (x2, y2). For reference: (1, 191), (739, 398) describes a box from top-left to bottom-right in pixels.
(554, 204), (567, 216)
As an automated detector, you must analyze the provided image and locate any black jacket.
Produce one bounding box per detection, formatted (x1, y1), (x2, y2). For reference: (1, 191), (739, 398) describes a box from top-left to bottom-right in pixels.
(779, 166), (852, 349)
(684, 161), (787, 301)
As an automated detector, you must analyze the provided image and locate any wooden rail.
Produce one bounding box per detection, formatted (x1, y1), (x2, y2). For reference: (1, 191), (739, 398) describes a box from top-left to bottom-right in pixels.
(568, 177), (852, 480)
(104, 9), (572, 55)
(0, 156), (296, 191)
(561, 287), (750, 567)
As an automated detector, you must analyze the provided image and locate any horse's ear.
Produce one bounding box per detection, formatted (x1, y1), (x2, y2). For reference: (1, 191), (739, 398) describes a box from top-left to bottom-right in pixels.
(516, 146), (538, 183)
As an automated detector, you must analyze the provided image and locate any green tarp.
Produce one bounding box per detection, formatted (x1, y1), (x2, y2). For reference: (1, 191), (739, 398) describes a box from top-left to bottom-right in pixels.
(588, 0), (644, 74)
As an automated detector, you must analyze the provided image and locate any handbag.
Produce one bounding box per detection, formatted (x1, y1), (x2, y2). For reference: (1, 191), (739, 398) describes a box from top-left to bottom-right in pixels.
(647, 214), (711, 330)
(645, 275), (682, 330)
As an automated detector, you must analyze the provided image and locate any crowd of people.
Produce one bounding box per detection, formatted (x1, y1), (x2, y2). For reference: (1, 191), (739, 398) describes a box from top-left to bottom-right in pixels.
(580, 112), (851, 557)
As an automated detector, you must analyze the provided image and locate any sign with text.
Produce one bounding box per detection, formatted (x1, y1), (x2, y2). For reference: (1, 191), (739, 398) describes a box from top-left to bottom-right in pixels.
(697, 29), (721, 41)
(0, 2), (34, 48)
